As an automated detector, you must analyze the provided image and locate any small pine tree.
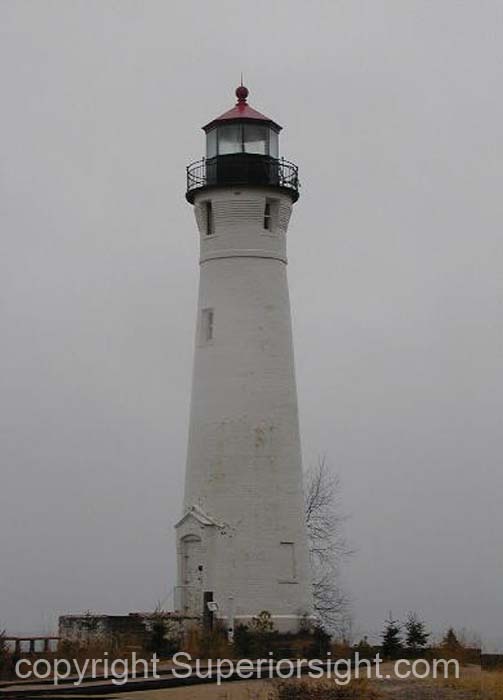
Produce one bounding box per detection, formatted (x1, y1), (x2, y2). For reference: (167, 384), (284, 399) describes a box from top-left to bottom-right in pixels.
(381, 614), (402, 659)
(148, 619), (167, 655)
(146, 604), (180, 657)
(355, 635), (372, 660)
(442, 628), (461, 649)
(404, 612), (430, 652)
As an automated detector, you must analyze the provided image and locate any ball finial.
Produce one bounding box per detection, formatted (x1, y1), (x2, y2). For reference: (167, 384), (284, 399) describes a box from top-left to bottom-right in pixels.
(236, 84), (249, 103)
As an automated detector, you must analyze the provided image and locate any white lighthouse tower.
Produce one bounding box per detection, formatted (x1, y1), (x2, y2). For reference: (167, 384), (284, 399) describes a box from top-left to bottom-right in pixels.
(175, 85), (312, 632)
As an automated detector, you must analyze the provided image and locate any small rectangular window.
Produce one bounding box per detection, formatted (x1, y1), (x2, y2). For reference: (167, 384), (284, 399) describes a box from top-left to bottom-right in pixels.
(264, 199), (279, 232)
(279, 542), (296, 581)
(263, 201), (271, 230)
(205, 202), (214, 236)
(201, 308), (214, 343)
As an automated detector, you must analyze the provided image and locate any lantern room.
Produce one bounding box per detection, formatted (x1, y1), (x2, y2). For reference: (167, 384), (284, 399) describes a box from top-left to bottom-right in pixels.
(204, 85), (280, 158)
(186, 85), (299, 203)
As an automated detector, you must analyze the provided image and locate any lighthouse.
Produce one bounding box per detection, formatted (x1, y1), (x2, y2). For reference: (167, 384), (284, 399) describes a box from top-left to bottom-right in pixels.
(175, 85), (313, 632)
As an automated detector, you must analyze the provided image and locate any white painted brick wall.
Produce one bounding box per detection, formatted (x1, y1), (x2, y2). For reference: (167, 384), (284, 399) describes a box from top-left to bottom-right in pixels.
(177, 187), (313, 631)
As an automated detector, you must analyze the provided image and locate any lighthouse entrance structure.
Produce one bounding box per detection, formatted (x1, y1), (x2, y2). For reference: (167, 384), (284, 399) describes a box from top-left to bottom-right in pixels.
(175, 85), (313, 633)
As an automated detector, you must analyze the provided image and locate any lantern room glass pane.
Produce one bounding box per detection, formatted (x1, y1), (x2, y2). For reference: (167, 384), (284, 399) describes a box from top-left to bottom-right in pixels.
(243, 124), (267, 155)
(218, 124), (242, 155)
(206, 128), (217, 158)
(269, 129), (279, 158)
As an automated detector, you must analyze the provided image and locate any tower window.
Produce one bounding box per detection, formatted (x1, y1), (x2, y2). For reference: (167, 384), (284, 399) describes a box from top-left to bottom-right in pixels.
(263, 199), (278, 231)
(201, 308), (214, 343)
(205, 201), (214, 236)
(263, 202), (271, 230)
(278, 542), (297, 582)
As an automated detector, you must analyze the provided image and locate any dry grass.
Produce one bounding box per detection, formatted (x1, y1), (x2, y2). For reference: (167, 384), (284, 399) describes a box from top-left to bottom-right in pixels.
(273, 674), (486, 700)
(439, 669), (503, 700)
(17, 667), (497, 700)
(182, 625), (233, 660)
(273, 678), (381, 699)
(481, 672), (503, 700)
(114, 681), (275, 699)
(136, 680), (381, 700)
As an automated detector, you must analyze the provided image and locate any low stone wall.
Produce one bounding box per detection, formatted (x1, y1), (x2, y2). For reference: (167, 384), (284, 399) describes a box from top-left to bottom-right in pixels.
(59, 612), (197, 649)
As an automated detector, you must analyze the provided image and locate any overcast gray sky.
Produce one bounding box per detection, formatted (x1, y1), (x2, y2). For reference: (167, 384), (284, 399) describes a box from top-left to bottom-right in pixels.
(1, 0), (502, 650)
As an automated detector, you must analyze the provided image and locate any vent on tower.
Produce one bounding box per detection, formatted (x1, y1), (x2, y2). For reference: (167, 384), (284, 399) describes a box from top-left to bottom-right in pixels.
(200, 308), (214, 344)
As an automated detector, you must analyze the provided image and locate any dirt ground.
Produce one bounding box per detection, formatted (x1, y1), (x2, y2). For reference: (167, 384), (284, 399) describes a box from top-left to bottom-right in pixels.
(114, 680), (273, 699)
(111, 664), (490, 700)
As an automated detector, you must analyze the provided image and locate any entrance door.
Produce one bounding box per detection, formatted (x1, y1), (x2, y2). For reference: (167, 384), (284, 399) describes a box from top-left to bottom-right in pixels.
(181, 534), (204, 615)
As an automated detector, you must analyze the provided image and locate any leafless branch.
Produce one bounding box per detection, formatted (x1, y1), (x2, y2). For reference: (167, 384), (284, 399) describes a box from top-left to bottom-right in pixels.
(304, 455), (355, 635)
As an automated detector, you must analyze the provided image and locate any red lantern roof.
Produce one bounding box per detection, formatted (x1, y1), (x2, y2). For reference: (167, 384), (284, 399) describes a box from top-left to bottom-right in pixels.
(203, 85), (282, 132)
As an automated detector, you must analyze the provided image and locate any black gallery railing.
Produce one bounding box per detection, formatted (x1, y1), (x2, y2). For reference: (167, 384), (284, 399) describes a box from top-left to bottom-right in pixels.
(186, 155), (300, 198)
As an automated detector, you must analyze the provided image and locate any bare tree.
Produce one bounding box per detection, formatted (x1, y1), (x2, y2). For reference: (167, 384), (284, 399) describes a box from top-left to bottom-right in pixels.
(304, 456), (354, 636)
